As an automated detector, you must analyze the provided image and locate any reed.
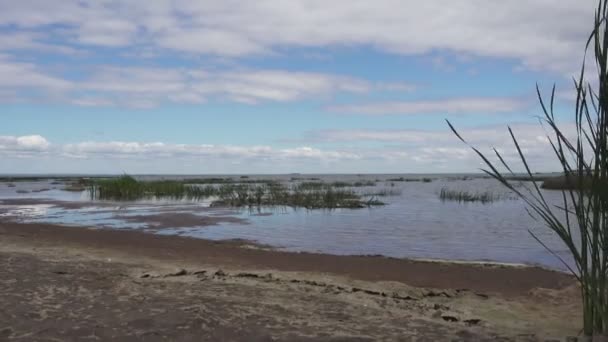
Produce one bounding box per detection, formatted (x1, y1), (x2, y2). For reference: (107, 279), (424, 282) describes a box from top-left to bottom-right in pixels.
(541, 174), (594, 190)
(363, 188), (403, 197)
(90, 175), (383, 209)
(295, 180), (375, 190)
(448, 1), (608, 336)
(438, 188), (510, 204)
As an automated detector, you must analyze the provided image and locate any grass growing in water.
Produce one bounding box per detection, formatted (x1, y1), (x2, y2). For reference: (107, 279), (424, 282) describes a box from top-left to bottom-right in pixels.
(387, 177), (432, 183)
(438, 188), (512, 204)
(90, 175), (383, 209)
(362, 188), (403, 197)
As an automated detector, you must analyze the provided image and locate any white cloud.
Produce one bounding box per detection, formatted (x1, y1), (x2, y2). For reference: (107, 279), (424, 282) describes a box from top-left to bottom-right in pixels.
(0, 59), (387, 107)
(300, 122), (579, 171)
(0, 124), (580, 172)
(328, 97), (529, 115)
(61, 140), (360, 162)
(308, 123), (569, 146)
(0, 135), (50, 152)
(77, 19), (138, 47)
(71, 97), (115, 107)
(0, 32), (79, 55)
(277, 147), (360, 160)
(157, 28), (268, 56)
(194, 70), (370, 103)
(65, 67), (386, 107)
(0, 0), (595, 75)
(0, 55), (72, 91)
(0, 1), (596, 107)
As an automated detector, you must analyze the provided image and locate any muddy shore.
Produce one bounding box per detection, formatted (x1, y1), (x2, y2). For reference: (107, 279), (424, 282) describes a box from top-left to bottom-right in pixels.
(0, 220), (582, 341)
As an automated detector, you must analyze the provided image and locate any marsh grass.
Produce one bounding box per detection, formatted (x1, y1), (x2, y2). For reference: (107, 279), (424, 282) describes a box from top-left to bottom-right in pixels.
(294, 180), (376, 190)
(448, 1), (608, 336)
(387, 177), (432, 183)
(363, 188), (403, 197)
(540, 174), (594, 190)
(438, 188), (514, 204)
(330, 180), (376, 187)
(90, 175), (383, 209)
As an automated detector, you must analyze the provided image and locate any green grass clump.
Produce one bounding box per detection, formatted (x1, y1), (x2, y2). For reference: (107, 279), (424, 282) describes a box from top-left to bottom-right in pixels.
(296, 182), (326, 190)
(362, 188), (403, 197)
(90, 175), (383, 209)
(90, 175), (217, 201)
(327, 180), (376, 187)
(438, 188), (513, 204)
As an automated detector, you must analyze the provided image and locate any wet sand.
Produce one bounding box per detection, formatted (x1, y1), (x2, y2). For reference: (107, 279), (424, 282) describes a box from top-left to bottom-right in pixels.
(0, 220), (582, 341)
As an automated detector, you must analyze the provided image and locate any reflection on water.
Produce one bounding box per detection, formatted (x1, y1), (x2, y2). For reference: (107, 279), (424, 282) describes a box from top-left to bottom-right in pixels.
(0, 204), (53, 218)
(0, 175), (574, 271)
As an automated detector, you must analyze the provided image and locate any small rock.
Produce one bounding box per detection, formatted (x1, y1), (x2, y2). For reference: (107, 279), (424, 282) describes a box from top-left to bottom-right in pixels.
(164, 269), (188, 277)
(425, 289), (455, 298)
(433, 304), (450, 310)
(363, 289), (381, 296)
(441, 314), (459, 322)
(214, 269), (227, 277)
(236, 272), (260, 279)
(140, 271), (161, 279)
(463, 318), (482, 326)
(431, 310), (443, 319)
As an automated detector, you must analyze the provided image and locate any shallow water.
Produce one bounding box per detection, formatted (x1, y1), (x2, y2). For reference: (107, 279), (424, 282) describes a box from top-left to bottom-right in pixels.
(0, 175), (574, 271)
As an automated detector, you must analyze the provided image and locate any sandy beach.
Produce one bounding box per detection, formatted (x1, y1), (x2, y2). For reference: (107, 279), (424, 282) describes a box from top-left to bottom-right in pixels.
(0, 219), (581, 341)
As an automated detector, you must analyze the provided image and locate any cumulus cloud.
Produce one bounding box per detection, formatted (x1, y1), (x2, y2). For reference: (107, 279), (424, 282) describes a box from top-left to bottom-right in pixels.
(0, 135), (50, 152)
(328, 97), (530, 115)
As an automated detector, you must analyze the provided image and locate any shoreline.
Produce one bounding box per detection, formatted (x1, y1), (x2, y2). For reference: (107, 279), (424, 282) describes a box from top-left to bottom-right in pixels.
(0, 197), (571, 274)
(0, 219), (574, 297)
(0, 220), (582, 340)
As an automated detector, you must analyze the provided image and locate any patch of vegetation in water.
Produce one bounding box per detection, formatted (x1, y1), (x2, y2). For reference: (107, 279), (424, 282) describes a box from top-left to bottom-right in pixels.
(90, 175), (383, 209)
(439, 187), (516, 204)
(387, 177), (432, 183)
(362, 188), (403, 197)
(540, 174), (593, 190)
(294, 180), (376, 190)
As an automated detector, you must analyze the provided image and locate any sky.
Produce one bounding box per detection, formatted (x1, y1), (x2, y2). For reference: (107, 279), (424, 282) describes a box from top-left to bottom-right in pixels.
(0, 0), (597, 174)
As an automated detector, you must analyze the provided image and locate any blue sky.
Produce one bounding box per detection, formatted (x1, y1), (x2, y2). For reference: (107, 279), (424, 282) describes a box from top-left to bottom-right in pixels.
(0, 1), (595, 174)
